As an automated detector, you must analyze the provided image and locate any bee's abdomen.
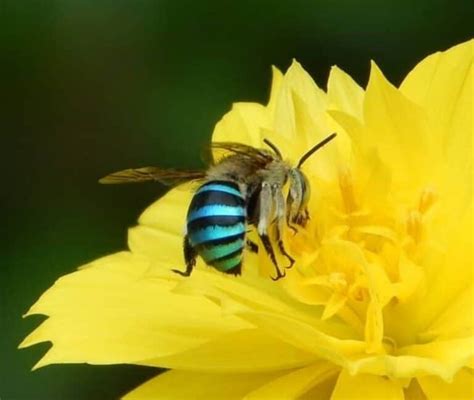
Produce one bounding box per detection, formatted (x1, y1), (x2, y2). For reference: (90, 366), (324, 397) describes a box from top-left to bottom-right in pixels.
(187, 181), (246, 274)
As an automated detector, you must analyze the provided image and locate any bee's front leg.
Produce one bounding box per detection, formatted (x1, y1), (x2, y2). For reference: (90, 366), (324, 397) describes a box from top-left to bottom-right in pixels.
(273, 187), (295, 270)
(172, 235), (197, 277)
(257, 182), (285, 281)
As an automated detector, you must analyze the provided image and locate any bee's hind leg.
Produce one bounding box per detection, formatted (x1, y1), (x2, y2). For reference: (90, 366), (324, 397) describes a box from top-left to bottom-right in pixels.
(246, 239), (259, 253)
(172, 235), (197, 277)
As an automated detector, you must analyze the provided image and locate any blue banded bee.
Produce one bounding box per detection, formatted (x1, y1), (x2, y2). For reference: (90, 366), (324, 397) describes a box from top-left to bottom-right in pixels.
(100, 133), (336, 280)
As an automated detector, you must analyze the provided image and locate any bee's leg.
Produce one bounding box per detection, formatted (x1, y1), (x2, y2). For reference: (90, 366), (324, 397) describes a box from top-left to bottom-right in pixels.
(273, 187), (295, 269)
(286, 209), (310, 233)
(258, 182), (285, 281)
(304, 208), (310, 224)
(276, 230), (295, 269)
(288, 224), (299, 235)
(246, 239), (259, 253)
(172, 235), (197, 277)
(286, 213), (299, 235)
(260, 234), (285, 281)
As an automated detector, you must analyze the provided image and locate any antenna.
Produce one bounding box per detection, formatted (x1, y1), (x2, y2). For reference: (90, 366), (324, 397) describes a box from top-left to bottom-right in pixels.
(263, 138), (283, 159)
(297, 133), (337, 168)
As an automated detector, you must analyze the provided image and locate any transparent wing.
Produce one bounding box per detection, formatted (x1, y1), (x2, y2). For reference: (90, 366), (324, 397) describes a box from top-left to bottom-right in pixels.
(99, 167), (206, 185)
(100, 142), (273, 185)
(210, 142), (275, 166)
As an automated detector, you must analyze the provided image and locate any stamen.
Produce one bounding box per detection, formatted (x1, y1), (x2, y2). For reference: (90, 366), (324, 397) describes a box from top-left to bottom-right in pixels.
(339, 168), (357, 213)
(418, 187), (437, 214)
(407, 210), (423, 243)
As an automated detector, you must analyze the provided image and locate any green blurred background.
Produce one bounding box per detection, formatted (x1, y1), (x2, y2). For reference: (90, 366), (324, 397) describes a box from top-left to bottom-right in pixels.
(2, 1), (472, 398)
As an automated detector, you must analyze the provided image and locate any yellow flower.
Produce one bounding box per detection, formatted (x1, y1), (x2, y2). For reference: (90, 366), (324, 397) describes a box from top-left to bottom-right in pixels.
(21, 40), (473, 399)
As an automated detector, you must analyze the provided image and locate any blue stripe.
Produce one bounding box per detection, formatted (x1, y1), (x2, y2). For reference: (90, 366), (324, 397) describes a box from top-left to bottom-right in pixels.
(213, 254), (242, 272)
(188, 223), (246, 245)
(187, 205), (246, 222)
(200, 239), (244, 262)
(197, 184), (243, 198)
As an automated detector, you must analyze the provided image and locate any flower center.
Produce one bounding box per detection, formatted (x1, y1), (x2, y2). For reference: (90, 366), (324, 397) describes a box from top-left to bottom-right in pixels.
(283, 167), (438, 350)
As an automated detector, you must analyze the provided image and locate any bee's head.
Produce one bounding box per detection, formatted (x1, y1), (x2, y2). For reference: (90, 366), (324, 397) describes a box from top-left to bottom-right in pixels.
(287, 168), (311, 226)
(287, 133), (337, 227)
(263, 133), (336, 227)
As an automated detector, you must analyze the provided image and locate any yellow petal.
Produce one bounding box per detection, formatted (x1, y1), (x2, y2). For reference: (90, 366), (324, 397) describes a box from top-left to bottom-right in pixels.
(212, 102), (269, 147)
(400, 40), (473, 163)
(327, 109), (365, 155)
(128, 185), (191, 267)
(145, 328), (316, 373)
(400, 41), (472, 224)
(244, 361), (339, 400)
(172, 262), (366, 365)
(397, 337), (474, 380)
(272, 60), (327, 143)
(419, 285), (474, 341)
(128, 225), (184, 269)
(418, 368), (474, 400)
(231, 309), (366, 367)
(123, 370), (285, 400)
(267, 65), (284, 115)
(285, 60), (327, 117)
(172, 256), (309, 316)
(364, 61), (433, 192)
(400, 40), (473, 112)
(327, 66), (364, 119)
(322, 291), (347, 321)
(424, 208), (473, 329)
(387, 211), (473, 345)
(331, 370), (404, 400)
(324, 239), (386, 353)
(298, 373), (339, 400)
(345, 336), (473, 380)
(291, 90), (340, 179)
(391, 253), (424, 303)
(136, 185), (191, 233)
(327, 109), (392, 208)
(20, 252), (247, 369)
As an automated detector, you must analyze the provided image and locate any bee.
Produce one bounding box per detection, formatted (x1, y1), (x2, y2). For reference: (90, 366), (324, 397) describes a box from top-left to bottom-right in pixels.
(100, 133), (336, 280)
